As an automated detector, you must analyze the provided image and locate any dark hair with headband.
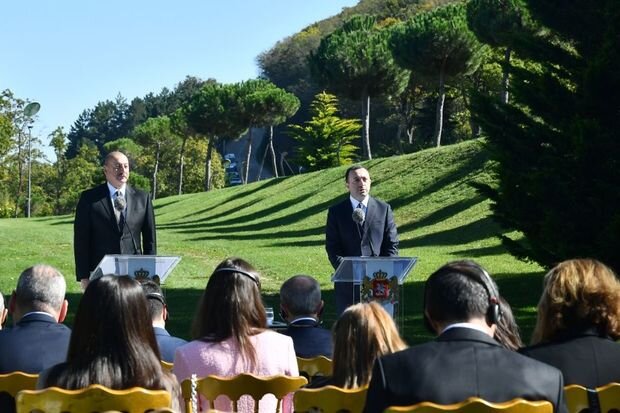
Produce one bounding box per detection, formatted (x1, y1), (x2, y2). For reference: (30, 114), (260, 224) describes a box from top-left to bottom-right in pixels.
(191, 257), (267, 367)
(140, 279), (167, 321)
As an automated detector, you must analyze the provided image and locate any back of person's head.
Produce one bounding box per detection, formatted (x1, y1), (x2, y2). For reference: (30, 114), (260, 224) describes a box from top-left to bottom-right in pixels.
(531, 258), (620, 344)
(493, 296), (523, 351)
(191, 257), (266, 366)
(331, 302), (407, 388)
(140, 279), (166, 322)
(279, 275), (322, 320)
(424, 260), (501, 332)
(13, 264), (66, 319)
(47, 275), (165, 390)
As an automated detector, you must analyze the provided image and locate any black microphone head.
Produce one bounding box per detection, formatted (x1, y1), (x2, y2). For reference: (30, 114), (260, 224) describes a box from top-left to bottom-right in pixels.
(352, 207), (365, 224)
(114, 195), (126, 212)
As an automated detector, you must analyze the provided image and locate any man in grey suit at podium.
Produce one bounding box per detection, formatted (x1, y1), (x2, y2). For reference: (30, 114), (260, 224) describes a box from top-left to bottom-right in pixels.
(74, 151), (157, 290)
(325, 165), (399, 315)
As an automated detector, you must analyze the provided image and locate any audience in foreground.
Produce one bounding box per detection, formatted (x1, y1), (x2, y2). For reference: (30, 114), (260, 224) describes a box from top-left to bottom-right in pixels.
(141, 279), (187, 363)
(309, 301), (407, 389)
(0, 264), (70, 374)
(363, 260), (567, 413)
(173, 257), (298, 413)
(520, 258), (620, 388)
(39, 275), (180, 412)
(279, 275), (332, 358)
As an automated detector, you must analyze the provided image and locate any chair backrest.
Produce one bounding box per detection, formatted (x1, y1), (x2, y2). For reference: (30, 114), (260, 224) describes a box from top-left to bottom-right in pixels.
(383, 397), (554, 413)
(294, 385), (368, 413)
(0, 372), (39, 398)
(181, 373), (307, 413)
(296, 356), (332, 378)
(596, 382), (620, 413)
(160, 360), (174, 372)
(15, 384), (171, 413)
(564, 384), (590, 413)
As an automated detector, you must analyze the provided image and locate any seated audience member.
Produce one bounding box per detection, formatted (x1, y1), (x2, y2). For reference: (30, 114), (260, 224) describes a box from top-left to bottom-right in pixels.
(0, 264), (70, 374)
(308, 301), (407, 389)
(0, 292), (8, 329)
(493, 296), (523, 351)
(279, 275), (332, 358)
(174, 257), (299, 413)
(39, 275), (180, 412)
(363, 260), (567, 413)
(520, 258), (620, 387)
(140, 279), (187, 363)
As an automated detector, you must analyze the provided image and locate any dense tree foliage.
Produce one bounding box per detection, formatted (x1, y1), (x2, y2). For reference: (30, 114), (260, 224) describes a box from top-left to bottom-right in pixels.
(473, 0), (620, 270)
(288, 92), (361, 170)
(310, 15), (409, 160)
(389, 3), (488, 147)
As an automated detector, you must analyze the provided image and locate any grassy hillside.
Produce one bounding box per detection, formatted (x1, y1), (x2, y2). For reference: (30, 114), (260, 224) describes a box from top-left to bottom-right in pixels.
(0, 139), (544, 343)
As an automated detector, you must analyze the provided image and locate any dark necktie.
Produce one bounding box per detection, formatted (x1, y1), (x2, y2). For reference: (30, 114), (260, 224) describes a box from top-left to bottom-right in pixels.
(114, 191), (126, 230)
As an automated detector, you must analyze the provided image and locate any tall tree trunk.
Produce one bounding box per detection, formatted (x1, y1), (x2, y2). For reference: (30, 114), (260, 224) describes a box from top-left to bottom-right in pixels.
(177, 136), (188, 196)
(268, 125), (278, 178)
(501, 47), (512, 104)
(205, 138), (214, 191)
(434, 69), (446, 147)
(361, 93), (372, 160)
(243, 127), (253, 184)
(152, 143), (160, 200)
(258, 142), (269, 180)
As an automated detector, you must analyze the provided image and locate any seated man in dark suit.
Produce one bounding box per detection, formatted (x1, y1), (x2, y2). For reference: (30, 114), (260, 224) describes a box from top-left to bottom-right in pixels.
(0, 264), (71, 374)
(140, 279), (187, 363)
(279, 275), (332, 358)
(364, 260), (568, 413)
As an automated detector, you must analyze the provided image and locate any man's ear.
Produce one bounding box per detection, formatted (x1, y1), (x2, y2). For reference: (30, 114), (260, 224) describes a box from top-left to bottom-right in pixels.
(0, 308), (7, 327)
(162, 306), (169, 322)
(316, 300), (325, 318)
(57, 299), (68, 323)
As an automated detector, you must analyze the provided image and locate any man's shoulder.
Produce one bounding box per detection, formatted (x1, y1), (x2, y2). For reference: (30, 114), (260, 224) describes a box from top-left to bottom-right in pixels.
(79, 183), (107, 198)
(328, 197), (350, 211)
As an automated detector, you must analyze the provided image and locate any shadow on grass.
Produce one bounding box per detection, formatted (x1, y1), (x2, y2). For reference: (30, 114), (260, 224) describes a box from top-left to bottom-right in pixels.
(50, 219), (74, 226)
(400, 216), (499, 249)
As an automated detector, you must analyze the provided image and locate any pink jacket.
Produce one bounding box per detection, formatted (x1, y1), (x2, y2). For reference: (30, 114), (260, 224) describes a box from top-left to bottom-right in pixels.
(173, 330), (299, 412)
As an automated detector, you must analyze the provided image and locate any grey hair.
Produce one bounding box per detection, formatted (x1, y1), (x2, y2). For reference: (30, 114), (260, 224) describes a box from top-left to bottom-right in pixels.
(16, 264), (66, 312)
(280, 275), (321, 316)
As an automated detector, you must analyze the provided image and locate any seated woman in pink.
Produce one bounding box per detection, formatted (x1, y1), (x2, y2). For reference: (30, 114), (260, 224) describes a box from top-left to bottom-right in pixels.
(173, 257), (299, 412)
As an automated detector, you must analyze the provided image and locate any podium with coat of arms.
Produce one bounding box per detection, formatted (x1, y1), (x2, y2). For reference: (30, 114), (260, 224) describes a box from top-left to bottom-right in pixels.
(331, 256), (417, 330)
(90, 254), (181, 284)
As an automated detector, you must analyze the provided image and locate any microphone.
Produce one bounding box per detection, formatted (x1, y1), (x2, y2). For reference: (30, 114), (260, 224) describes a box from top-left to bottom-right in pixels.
(113, 195), (126, 213)
(352, 207), (365, 225)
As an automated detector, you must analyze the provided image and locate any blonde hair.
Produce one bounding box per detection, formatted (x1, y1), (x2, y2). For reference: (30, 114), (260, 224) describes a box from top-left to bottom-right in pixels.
(531, 258), (620, 344)
(331, 302), (407, 388)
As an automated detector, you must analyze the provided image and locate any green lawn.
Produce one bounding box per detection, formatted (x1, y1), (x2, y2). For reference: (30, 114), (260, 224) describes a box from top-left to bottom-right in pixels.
(0, 139), (544, 344)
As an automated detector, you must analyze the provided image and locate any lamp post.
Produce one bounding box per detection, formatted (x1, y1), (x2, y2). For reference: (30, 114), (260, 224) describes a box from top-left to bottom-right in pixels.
(23, 102), (40, 218)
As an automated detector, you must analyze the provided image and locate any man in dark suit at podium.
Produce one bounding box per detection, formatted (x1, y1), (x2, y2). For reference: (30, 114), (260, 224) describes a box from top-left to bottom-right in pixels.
(74, 151), (156, 289)
(325, 165), (399, 315)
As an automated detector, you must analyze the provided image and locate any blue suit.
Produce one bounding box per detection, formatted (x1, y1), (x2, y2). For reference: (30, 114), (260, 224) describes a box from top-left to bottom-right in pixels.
(154, 326), (187, 363)
(0, 313), (71, 374)
(281, 319), (333, 358)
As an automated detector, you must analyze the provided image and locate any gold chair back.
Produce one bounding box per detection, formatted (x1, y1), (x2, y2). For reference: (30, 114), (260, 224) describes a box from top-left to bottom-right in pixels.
(0, 372), (39, 398)
(160, 360), (174, 372)
(564, 384), (590, 413)
(296, 356), (332, 378)
(294, 385), (368, 413)
(15, 384), (171, 413)
(597, 382), (620, 413)
(384, 397), (553, 413)
(181, 373), (307, 413)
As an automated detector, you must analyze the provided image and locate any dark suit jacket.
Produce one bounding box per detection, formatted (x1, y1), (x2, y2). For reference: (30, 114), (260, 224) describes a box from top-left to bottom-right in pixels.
(363, 327), (567, 413)
(520, 329), (620, 388)
(74, 183), (157, 280)
(153, 326), (187, 363)
(325, 196), (398, 270)
(0, 313), (71, 374)
(281, 319), (333, 358)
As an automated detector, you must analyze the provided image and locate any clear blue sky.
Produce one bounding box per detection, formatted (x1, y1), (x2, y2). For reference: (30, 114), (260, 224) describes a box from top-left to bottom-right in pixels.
(2, 0), (358, 156)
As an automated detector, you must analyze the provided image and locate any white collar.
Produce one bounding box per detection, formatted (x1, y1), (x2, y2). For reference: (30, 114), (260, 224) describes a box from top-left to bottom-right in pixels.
(441, 322), (491, 336)
(107, 182), (127, 198)
(350, 195), (369, 209)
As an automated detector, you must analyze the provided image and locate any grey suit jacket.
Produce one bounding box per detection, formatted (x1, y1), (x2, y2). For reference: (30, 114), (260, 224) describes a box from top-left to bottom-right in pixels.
(363, 328), (568, 413)
(325, 196), (398, 270)
(74, 183), (156, 280)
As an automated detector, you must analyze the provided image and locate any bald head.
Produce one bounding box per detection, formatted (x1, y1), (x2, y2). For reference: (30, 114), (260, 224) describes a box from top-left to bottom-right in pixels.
(13, 264), (67, 322)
